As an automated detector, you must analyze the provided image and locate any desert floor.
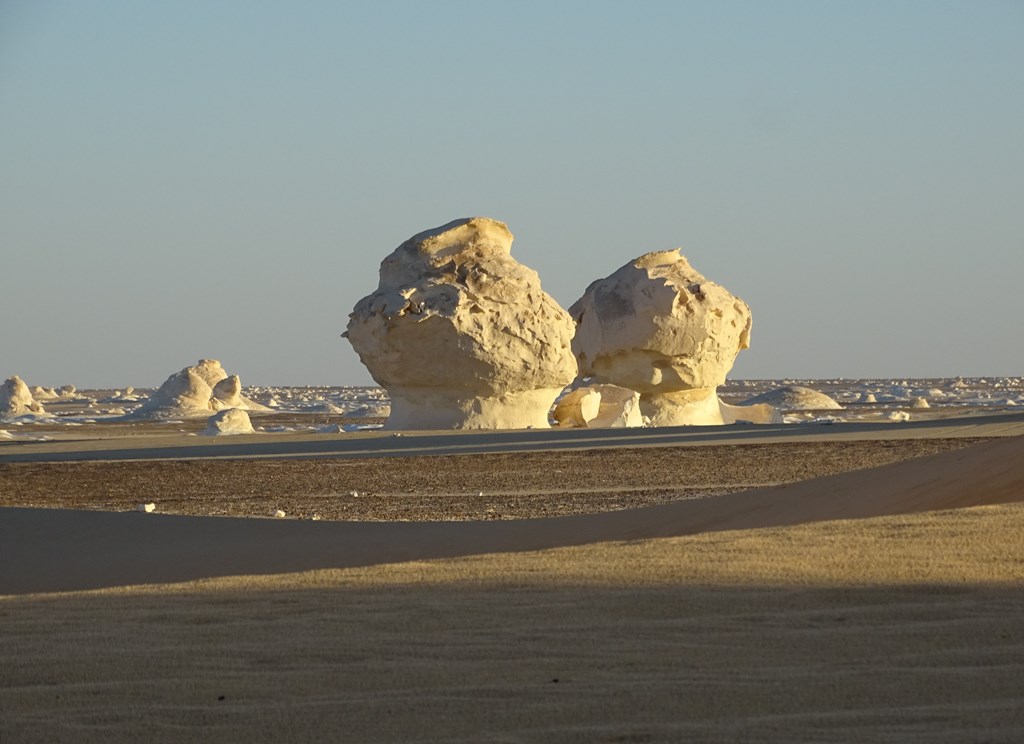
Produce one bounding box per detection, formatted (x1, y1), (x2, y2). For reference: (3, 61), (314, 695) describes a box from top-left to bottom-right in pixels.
(0, 438), (989, 520)
(2, 421), (1023, 742)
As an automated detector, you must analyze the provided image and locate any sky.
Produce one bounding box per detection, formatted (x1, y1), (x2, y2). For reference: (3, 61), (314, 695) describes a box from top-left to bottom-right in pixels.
(2, 1), (1021, 388)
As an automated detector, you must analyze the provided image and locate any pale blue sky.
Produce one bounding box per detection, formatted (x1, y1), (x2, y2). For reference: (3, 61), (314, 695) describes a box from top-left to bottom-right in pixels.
(2, 1), (1021, 387)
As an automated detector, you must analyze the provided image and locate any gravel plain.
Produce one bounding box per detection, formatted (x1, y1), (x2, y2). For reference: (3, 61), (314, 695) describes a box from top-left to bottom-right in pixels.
(0, 438), (988, 521)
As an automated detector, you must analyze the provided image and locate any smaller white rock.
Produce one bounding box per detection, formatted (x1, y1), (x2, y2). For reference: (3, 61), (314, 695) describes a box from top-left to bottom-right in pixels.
(201, 408), (255, 436)
(554, 384), (644, 428)
(137, 503), (156, 513)
(274, 509), (286, 518)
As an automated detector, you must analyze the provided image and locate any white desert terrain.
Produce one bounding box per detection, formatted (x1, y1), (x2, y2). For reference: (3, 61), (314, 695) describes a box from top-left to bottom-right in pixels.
(2, 377), (1023, 742)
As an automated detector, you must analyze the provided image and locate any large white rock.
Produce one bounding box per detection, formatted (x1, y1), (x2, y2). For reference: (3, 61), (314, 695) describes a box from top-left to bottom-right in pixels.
(1, 376), (46, 418)
(201, 408), (255, 436)
(570, 250), (752, 426)
(742, 385), (843, 410)
(132, 360), (268, 419)
(344, 218), (578, 430)
(554, 384), (644, 428)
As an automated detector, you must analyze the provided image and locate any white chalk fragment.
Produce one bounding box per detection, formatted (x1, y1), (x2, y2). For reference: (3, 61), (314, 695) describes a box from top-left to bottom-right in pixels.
(274, 509), (286, 518)
(137, 503), (156, 513)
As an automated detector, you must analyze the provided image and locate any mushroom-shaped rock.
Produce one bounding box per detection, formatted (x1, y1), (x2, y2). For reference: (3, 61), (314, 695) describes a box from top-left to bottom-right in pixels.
(1, 376), (46, 417)
(569, 250), (752, 426)
(132, 360), (268, 418)
(344, 218), (578, 429)
(741, 385), (842, 411)
(554, 384), (643, 428)
(202, 408), (255, 436)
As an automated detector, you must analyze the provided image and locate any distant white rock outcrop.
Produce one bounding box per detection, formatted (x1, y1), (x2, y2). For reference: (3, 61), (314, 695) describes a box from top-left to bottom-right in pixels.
(742, 385), (843, 410)
(30, 386), (59, 400)
(344, 217), (578, 429)
(569, 250), (755, 426)
(201, 408), (255, 436)
(130, 359), (269, 419)
(1, 376), (47, 419)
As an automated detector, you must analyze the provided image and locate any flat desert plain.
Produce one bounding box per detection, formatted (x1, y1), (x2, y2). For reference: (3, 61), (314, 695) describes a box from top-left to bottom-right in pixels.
(2, 423), (1024, 742)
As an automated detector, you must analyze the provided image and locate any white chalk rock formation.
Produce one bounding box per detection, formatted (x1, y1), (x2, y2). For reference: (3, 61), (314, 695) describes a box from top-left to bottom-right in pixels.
(554, 384), (644, 428)
(133, 360), (268, 418)
(344, 217), (578, 430)
(742, 385), (843, 410)
(569, 250), (752, 426)
(30, 386), (59, 400)
(911, 396), (930, 409)
(201, 408), (255, 436)
(1, 376), (46, 418)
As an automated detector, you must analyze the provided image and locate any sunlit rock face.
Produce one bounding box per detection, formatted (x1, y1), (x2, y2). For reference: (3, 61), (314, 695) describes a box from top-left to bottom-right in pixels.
(569, 250), (752, 426)
(344, 217), (578, 430)
(132, 359), (268, 418)
(1, 375), (46, 417)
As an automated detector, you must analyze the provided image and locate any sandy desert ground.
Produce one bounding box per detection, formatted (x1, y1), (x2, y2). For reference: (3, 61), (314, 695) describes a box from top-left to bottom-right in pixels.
(2, 414), (1024, 742)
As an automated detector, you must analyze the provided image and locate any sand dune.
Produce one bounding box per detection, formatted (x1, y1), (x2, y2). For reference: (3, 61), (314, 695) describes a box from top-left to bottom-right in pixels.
(3, 434), (1023, 595)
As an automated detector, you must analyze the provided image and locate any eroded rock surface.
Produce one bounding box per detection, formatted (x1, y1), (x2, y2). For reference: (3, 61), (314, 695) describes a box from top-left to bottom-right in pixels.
(570, 250), (752, 425)
(345, 218), (577, 429)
